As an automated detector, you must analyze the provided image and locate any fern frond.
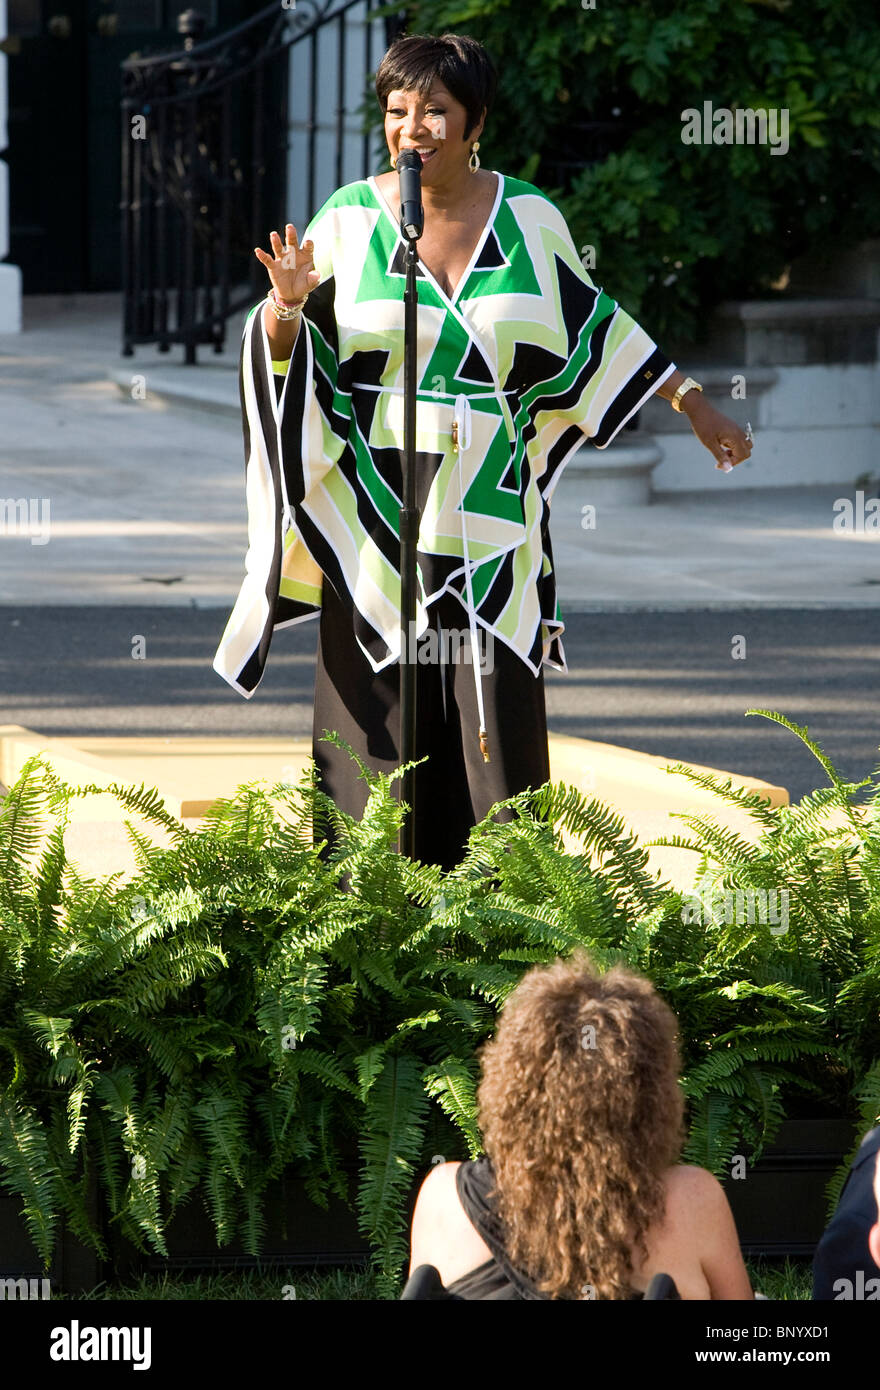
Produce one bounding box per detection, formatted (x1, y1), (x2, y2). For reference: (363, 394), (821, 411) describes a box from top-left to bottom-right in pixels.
(422, 1058), (482, 1154)
(0, 755), (53, 908)
(530, 782), (666, 914)
(0, 1095), (58, 1263)
(192, 1084), (248, 1188)
(279, 1048), (358, 1097)
(357, 1054), (431, 1293)
(662, 762), (780, 827)
(68, 777), (189, 841)
(745, 710), (873, 816)
(354, 1044), (388, 1102)
(682, 1091), (739, 1175)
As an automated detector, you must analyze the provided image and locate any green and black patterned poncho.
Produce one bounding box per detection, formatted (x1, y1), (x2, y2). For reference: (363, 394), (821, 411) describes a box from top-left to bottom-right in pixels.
(213, 172), (673, 699)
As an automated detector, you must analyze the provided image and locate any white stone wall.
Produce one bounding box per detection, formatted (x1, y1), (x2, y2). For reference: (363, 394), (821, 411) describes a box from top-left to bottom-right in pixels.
(0, 0), (22, 331)
(286, 0), (385, 227)
(644, 358), (880, 493)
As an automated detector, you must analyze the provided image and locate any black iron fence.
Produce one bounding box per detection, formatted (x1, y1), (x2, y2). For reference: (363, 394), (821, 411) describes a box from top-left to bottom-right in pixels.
(121, 1), (397, 362)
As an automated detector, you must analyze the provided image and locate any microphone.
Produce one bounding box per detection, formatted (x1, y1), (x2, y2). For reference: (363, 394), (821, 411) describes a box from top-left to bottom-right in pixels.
(395, 149), (424, 241)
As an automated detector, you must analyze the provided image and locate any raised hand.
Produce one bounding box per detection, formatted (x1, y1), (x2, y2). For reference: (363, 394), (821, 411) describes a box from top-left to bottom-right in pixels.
(254, 223), (321, 304)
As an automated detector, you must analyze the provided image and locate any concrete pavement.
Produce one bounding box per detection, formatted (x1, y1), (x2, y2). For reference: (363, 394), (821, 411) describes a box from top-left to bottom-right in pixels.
(1, 293), (878, 611)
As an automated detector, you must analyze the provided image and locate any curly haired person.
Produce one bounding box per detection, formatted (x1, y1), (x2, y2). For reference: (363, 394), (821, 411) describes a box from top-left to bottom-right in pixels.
(409, 951), (754, 1299)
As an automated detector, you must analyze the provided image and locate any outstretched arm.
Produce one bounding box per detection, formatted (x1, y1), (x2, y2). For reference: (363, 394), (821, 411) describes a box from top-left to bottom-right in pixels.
(655, 369), (753, 472)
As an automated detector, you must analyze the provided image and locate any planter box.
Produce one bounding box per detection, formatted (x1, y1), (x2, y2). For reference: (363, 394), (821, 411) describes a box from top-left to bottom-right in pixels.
(723, 1118), (857, 1257)
(0, 1195), (101, 1296)
(0, 1177), (373, 1295)
(105, 1171), (375, 1285)
(5, 1118), (856, 1290)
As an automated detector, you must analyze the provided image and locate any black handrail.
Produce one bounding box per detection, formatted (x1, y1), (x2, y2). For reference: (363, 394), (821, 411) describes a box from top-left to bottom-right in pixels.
(121, 1), (395, 362)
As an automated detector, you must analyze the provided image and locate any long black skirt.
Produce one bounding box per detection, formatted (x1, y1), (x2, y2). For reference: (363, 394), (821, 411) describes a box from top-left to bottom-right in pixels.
(311, 581), (551, 869)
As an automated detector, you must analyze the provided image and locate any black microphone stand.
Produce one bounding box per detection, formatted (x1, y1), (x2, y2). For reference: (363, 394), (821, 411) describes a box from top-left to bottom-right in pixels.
(398, 215), (421, 858)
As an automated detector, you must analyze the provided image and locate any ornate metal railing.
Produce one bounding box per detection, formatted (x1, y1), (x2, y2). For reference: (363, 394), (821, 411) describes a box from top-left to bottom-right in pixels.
(121, 1), (400, 362)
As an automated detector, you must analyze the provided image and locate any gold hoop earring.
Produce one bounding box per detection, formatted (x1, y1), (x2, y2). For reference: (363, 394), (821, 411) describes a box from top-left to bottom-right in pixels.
(469, 141), (481, 172)
(390, 155), (396, 168)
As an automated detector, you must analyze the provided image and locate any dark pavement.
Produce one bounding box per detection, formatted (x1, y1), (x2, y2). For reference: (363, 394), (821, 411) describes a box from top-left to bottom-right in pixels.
(1, 605), (878, 804)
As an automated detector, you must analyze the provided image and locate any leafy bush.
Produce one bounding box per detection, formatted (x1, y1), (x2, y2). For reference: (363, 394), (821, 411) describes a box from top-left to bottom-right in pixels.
(398, 0), (880, 344)
(650, 709), (880, 1205)
(0, 714), (878, 1291)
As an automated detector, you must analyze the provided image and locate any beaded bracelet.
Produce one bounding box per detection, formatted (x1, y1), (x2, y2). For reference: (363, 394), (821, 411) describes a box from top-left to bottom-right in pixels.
(266, 287), (308, 321)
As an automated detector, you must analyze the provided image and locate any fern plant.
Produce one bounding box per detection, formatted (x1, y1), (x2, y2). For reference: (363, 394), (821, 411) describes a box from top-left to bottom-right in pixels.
(648, 709), (880, 1207)
(1, 709), (879, 1293)
(0, 746), (667, 1292)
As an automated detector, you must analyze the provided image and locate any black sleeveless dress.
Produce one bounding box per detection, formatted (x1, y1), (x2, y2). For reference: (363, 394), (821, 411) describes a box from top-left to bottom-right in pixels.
(445, 1157), (646, 1301)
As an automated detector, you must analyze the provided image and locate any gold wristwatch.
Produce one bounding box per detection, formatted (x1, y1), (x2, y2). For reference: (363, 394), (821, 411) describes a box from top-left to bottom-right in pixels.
(670, 377), (703, 412)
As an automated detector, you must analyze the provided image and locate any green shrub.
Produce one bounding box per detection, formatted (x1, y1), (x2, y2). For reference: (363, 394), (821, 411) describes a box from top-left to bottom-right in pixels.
(396, 0), (880, 344)
(0, 714), (878, 1291)
(649, 709), (880, 1203)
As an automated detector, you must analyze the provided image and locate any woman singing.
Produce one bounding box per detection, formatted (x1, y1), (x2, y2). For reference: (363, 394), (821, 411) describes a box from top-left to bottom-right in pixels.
(213, 33), (752, 868)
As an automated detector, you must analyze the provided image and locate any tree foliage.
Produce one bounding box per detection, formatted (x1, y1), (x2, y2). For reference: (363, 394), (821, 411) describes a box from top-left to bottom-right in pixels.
(399, 0), (880, 343)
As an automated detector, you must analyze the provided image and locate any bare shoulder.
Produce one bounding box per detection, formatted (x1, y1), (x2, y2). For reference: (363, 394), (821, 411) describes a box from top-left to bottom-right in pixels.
(663, 1164), (729, 1213)
(409, 1159), (493, 1284)
(373, 169), (396, 196)
(666, 1163), (726, 1196)
(660, 1164), (753, 1299)
(414, 1158), (463, 1208)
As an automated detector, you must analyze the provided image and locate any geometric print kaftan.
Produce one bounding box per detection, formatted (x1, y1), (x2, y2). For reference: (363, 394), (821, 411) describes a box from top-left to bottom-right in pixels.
(213, 172), (674, 699)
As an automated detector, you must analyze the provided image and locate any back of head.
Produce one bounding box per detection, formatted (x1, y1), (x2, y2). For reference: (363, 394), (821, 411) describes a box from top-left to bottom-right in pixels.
(477, 949), (685, 1300)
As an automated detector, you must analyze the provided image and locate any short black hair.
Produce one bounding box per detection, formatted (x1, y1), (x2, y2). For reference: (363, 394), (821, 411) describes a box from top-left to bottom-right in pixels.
(375, 33), (497, 142)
